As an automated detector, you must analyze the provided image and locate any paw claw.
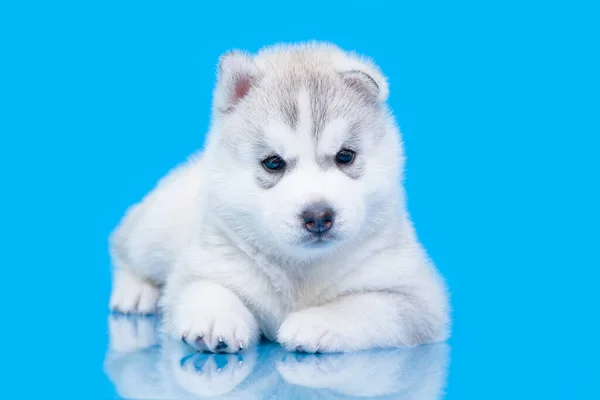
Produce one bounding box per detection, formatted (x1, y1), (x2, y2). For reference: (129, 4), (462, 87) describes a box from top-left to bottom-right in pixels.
(215, 341), (228, 351)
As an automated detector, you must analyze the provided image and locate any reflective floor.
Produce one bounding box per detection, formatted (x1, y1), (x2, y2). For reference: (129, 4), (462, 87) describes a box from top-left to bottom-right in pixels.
(105, 315), (449, 399)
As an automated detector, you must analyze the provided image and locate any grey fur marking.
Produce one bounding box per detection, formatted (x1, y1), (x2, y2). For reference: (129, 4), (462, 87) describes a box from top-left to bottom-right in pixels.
(255, 173), (283, 190)
(256, 158), (298, 190)
(314, 154), (364, 180)
(279, 98), (298, 130)
(308, 75), (334, 142)
(339, 157), (365, 180)
(314, 120), (367, 179)
(315, 155), (336, 171)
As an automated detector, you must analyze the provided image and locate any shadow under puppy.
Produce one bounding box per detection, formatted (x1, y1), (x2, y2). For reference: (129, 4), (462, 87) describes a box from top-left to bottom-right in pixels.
(109, 41), (450, 353)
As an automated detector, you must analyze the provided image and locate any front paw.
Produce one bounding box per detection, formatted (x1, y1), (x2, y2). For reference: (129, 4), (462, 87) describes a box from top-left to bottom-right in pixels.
(277, 308), (350, 353)
(170, 282), (260, 353)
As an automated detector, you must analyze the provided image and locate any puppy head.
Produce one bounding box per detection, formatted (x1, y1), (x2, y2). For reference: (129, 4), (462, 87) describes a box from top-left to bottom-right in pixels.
(206, 42), (403, 261)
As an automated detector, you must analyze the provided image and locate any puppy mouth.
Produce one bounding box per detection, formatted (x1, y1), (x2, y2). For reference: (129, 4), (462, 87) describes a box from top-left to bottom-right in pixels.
(299, 233), (338, 249)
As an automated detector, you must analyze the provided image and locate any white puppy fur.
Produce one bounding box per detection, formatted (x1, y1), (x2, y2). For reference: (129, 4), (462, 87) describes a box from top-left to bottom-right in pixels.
(109, 41), (450, 353)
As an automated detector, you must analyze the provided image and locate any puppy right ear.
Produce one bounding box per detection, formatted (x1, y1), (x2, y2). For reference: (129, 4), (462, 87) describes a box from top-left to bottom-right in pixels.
(213, 51), (259, 112)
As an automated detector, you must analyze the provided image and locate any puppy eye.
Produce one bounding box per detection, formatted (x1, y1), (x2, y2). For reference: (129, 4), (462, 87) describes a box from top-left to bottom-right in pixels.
(262, 155), (286, 172)
(335, 149), (355, 165)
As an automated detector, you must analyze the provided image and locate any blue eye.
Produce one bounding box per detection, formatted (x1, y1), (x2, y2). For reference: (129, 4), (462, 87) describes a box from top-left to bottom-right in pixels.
(335, 149), (355, 165)
(262, 155), (286, 172)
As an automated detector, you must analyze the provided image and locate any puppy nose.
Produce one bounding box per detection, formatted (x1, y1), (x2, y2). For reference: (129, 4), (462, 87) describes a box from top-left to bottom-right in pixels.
(301, 203), (335, 234)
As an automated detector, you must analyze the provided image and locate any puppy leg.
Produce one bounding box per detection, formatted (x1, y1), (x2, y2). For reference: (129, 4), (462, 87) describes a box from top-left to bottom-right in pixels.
(277, 291), (448, 353)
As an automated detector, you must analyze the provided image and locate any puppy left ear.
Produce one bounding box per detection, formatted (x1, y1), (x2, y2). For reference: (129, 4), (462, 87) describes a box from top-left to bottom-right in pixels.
(213, 50), (259, 112)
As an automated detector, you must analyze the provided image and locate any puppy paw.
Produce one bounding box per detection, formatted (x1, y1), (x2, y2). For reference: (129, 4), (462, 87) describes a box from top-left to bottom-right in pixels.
(109, 269), (160, 315)
(171, 281), (260, 353)
(277, 308), (350, 353)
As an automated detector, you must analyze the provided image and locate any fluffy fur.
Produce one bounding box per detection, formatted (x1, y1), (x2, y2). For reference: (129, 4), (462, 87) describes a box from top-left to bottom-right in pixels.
(109, 41), (450, 353)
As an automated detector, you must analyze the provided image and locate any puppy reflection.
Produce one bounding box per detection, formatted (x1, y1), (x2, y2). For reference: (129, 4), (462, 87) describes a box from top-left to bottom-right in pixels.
(176, 352), (252, 396)
(161, 339), (281, 399)
(105, 315), (449, 399)
(104, 315), (166, 399)
(105, 314), (279, 399)
(108, 313), (160, 352)
(277, 345), (449, 399)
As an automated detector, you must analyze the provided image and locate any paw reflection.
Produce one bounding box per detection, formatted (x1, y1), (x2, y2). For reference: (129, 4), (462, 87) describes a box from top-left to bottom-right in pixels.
(277, 345), (449, 399)
(105, 315), (449, 399)
(108, 313), (159, 353)
(168, 342), (258, 397)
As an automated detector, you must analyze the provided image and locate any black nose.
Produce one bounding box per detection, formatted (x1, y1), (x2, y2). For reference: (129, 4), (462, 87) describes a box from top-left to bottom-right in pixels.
(301, 203), (335, 234)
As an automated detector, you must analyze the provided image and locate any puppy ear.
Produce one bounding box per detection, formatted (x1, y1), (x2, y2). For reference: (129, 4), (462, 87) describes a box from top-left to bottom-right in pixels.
(333, 49), (389, 103)
(341, 70), (385, 102)
(213, 51), (259, 112)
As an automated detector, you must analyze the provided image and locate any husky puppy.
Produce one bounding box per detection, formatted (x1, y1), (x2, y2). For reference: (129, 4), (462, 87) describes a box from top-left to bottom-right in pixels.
(109, 42), (450, 353)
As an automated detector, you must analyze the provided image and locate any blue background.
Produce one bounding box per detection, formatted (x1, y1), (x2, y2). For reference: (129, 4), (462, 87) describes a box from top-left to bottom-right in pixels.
(1, 0), (598, 398)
